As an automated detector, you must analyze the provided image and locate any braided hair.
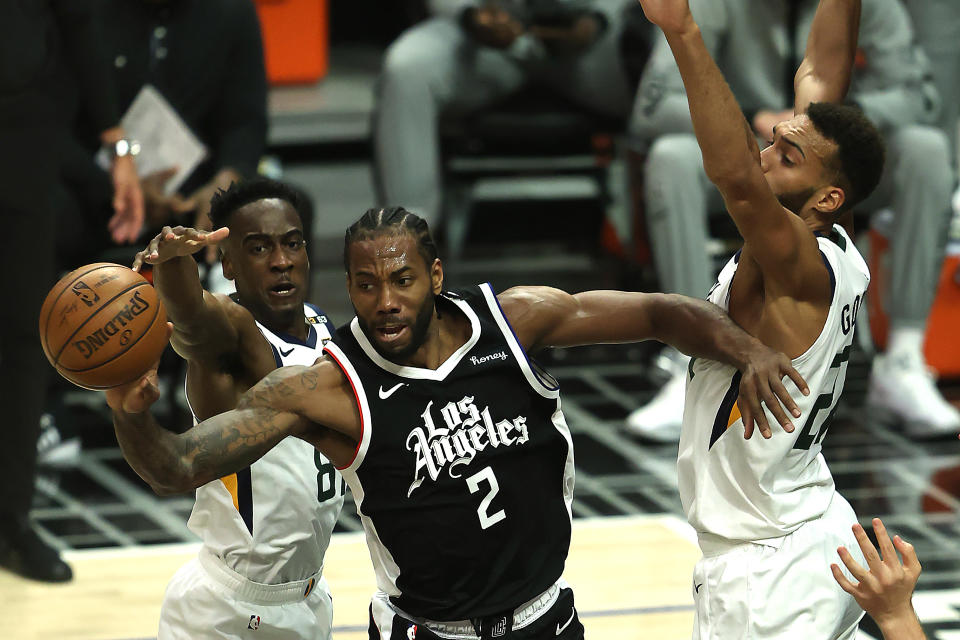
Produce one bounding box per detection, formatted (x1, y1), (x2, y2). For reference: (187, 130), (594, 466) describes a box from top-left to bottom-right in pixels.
(343, 207), (439, 272)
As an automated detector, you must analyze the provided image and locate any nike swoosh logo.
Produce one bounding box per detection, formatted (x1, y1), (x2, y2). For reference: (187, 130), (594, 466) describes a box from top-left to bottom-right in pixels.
(556, 607), (575, 636)
(378, 383), (407, 399)
(278, 347), (295, 357)
(695, 583), (703, 594)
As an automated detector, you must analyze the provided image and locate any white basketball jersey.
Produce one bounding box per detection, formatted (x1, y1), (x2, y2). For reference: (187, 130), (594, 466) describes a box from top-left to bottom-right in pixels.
(187, 303), (345, 584)
(678, 225), (869, 543)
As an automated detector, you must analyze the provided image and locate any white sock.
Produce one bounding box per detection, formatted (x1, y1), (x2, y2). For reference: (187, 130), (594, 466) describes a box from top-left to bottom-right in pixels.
(886, 326), (926, 365)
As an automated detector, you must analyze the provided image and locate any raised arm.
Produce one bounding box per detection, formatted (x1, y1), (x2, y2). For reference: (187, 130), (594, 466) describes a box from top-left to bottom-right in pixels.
(105, 358), (360, 495)
(500, 286), (808, 437)
(635, 0), (826, 295)
(132, 226), (244, 362)
(794, 0), (861, 112)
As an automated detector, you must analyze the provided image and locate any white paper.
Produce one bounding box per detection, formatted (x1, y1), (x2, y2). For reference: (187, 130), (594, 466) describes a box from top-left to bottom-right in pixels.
(96, 84), (207, 195)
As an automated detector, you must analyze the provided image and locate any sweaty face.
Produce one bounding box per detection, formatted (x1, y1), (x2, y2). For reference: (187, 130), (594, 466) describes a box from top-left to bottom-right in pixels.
(759, 115), (839, 215)
(221, 198), (309, 327)
(346, 233), (441, 363)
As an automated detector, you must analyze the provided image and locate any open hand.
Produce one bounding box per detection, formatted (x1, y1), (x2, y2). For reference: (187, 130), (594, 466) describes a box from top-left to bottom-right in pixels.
(737, 346), (809, 439)
(468, 7), (525, 49)
(132, 225), (230, 272)
(104, 323), (173, 414)
(107, 155), (146, 244)
(635, 0), (695, 34)
(832, 518), (922, 629)
(142, 167), (194, 226)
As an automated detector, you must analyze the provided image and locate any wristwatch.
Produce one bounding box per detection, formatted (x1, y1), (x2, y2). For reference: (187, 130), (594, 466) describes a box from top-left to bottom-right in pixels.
(108, 138), (141, 159)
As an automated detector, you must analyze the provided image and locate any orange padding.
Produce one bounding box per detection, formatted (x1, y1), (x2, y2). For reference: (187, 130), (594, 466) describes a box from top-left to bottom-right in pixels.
(255, 0), (328, 85)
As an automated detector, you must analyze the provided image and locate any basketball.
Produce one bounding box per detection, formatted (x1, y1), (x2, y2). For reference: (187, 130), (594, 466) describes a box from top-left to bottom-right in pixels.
(39, 263), (168, 390)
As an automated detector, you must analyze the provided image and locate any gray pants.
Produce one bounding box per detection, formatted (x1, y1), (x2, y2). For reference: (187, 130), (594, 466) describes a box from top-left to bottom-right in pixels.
(374, 8), (633, 226)
(643, 125), (953, 326)
(905, 0), (960, 167)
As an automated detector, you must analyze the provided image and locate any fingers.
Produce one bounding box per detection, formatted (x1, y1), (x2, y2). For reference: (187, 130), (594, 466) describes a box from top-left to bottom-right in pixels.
(872, 518), (898, 567)
(837, 544), (870, 582)
(852, 522), (883, 573)
(830, 561), (857, 595)
(894, 535), (921, 576)
(770, 375), (801, 422)
(784, 363), (810, 396)
(761, 384), (794, 434)
(741, 400), (755, 440)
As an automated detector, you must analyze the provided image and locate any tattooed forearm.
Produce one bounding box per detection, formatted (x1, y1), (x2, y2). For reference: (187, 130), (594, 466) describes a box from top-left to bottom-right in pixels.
(113, 386), (301, 495)
(181, 405), (294, 483)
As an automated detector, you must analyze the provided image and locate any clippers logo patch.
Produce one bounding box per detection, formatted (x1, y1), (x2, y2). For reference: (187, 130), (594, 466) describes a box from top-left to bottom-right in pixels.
(492, 616), (508, 637)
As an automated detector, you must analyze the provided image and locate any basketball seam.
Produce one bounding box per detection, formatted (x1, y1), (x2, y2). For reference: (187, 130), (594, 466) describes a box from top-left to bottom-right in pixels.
(53, 281), (151, 365)
(41, 264), (117, 351)
(58, 298), (161, 374)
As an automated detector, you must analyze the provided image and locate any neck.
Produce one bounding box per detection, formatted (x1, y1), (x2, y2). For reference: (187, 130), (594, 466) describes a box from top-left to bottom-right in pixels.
(398, 300), (470, 370)
(256, 307), (308, 341)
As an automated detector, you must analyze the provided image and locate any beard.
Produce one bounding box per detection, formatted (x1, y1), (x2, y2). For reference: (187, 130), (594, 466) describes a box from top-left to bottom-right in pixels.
(776, 186), (817, 215)
(356, 293), (437, 362)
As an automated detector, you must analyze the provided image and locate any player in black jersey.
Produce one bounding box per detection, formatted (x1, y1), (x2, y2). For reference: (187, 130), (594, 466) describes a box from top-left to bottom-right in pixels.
(106, 207), (808, 640)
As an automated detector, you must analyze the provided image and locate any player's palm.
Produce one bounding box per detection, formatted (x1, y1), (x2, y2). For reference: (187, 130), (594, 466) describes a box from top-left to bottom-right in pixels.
(132, 225), (230, 272)
(635, 0), (694, 33)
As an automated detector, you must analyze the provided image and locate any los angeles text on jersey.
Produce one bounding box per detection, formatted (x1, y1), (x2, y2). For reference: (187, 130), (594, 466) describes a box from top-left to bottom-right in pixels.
(406, 395), (530, 498)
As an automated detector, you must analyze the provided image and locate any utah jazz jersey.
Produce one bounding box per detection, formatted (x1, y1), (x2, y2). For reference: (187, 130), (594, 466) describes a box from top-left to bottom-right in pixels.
(187, 303), (345, 584)
(323, 284), (575, 621)
(678, 225), (869, 544)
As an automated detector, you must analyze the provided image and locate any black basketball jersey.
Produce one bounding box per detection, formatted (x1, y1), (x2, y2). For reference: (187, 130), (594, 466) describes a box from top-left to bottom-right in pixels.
(324, 283), (575, 621)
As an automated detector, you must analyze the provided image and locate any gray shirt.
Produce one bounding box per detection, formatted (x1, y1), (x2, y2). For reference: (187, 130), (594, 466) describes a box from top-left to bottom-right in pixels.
(631, 0), (940, 141)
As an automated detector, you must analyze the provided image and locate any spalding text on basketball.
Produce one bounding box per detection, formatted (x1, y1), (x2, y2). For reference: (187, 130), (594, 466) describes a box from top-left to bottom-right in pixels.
(71, 290), (151, 359)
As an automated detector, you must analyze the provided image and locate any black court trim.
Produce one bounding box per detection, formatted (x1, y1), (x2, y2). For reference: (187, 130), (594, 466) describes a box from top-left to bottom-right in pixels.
(237, 467), (254, 535)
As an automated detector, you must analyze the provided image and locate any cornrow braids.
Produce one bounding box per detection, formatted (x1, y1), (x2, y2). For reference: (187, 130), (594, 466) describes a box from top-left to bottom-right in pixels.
(343, 206), (439, 272)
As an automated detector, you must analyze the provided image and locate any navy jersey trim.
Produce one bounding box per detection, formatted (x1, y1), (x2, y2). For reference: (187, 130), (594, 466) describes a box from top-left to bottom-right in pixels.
(237, 467), (254, 534)
(708, 371), (742, 450)
(306, 302), (337, 336)
(483, 283), (559, 392)
(819, 250), (836, 298)
(270, 324), (318, 349)
(268, 343), (283, 368)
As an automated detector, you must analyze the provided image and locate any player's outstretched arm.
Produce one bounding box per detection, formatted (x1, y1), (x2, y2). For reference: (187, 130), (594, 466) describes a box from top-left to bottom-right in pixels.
(794, 0), (861, 112)
(132, 225), (241, 362)
(832, 518), (926, 640)
(501, 286), (808, 438)
(105, 356), (356, 495)
(635, 0), (822, 292)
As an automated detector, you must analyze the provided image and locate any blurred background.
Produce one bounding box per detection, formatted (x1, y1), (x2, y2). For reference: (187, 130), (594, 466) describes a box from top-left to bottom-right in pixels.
(4, 1), (960, 638)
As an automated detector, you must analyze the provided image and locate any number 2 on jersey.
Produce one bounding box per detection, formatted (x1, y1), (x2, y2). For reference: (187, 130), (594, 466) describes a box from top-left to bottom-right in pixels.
(792, 345), (851, 450)
(466, 466), (506, 529)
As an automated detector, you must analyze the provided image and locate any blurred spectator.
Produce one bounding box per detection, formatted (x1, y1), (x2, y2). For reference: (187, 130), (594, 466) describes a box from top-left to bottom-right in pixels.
(626, 0), (956, 443)
(0, 0), (143, 583)
(373, 0), (636, 229)
(60, 0), (269, 268)
(903, 0), (960, 168)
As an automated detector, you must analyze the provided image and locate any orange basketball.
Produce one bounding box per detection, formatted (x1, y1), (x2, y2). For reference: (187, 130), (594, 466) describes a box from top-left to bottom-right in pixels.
(39, 263), (168, 390)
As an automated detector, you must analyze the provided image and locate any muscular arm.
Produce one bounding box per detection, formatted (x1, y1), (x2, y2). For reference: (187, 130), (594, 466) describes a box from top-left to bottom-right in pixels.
(504, 286), (763, 370)
(794, 0), (861, 112)
(110, 360), (359, 495)
(502, 285), (808, 435)
(154, 256), (242, 361)
(644, 0), (826, 295)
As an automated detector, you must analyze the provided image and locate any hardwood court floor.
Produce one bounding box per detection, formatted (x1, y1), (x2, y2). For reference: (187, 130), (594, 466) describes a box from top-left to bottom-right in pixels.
(5, 515), (699, 640)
